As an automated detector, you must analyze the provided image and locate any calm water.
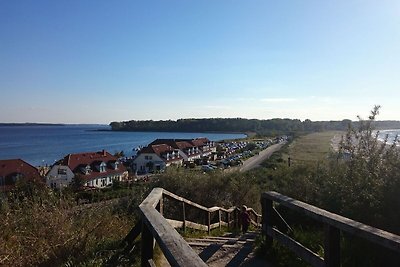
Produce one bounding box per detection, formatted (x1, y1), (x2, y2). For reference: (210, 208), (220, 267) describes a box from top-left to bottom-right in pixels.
(0, 125), (246, 166)
(378, 129), (400, 145)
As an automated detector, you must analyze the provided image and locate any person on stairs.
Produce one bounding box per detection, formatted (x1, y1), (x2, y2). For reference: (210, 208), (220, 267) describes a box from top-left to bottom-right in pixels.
(240, 205), (251, 234)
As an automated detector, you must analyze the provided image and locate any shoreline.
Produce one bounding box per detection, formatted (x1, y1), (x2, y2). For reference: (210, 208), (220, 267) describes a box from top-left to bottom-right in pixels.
(95, 128), (249, 137)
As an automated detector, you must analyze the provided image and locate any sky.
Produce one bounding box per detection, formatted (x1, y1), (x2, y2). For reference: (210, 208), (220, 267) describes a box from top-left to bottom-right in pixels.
(0, 0), (399, 124)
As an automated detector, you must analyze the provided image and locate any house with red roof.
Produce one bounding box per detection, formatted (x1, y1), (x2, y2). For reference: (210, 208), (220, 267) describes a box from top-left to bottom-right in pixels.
(0, 159), (43, 191)
(149, 138), (215, 162)
(133, 138), (216, 173)
(46, 150), (128, 189)
(133, 144), (183, 173)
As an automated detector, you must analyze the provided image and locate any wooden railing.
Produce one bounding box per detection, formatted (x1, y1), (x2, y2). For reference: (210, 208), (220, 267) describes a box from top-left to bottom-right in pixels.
(261, 191), (400, 267)
(126, 187), (261, 267)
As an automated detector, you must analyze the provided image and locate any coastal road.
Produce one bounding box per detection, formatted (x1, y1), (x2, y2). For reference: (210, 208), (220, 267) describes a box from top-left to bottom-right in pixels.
(240, 142), (286, 172)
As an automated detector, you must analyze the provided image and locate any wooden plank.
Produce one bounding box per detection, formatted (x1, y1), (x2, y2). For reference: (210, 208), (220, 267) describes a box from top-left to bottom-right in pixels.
(220, 221), (228, 227)
(165, 218), (222, 232)
(185, 220), (208, 231)
(162, 189), (238, 214)
(147, 259), (157, 267)
(219, 210), (222, 231)
(210, 222), (220, 230)
(247, 208), (262, 217)
(166, 219), (184, 229)
(182, 201), (186, 232)
(139, 206), (207, 267)
(141, 187), (163, 208)
(267, 227), (325, 267)
(141, 222), (154, 267)
(207, 211), (211, 235)
(163, 190), (209, 212)
(262, 191), (400, 253)
(123, 219), (142, 247)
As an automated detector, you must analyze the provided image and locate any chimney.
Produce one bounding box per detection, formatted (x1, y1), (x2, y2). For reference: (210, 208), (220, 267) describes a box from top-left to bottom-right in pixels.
(102, 150), (106, 156)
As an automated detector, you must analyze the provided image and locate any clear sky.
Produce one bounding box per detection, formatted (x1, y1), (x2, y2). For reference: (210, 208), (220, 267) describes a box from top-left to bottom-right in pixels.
(1, 0), (399, 124)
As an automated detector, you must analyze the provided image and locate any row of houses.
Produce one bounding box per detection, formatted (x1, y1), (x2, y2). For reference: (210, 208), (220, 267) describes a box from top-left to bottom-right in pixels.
(0, 137), (216, 191)
(132, 138), (216, 173)
(0, 150), (128, 191)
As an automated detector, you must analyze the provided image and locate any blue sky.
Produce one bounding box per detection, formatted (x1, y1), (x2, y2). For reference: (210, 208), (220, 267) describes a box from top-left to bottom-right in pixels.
(1, 0), (399, 123)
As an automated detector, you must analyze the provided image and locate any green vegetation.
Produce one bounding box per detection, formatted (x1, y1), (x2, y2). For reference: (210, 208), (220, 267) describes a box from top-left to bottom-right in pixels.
(0, 183), (149, 266)
(2, 107), (400, 266)
(110, 117), (400, 135)
(287, 131), (342, 163)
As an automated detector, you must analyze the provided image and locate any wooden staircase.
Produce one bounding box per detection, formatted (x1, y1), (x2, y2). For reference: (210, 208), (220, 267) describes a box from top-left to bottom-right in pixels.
(157, 231), (273, 267)
(186, 231), (267, 267)
(124, 188), (400, 267)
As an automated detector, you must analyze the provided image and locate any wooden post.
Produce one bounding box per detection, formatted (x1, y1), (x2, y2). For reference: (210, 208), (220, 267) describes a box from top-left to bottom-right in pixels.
(324, 224), (340, 267)
(157, 196), (164, 216)
(227, 212), (231, 229)
(255, 214), (258, 227)
(233, 208), (238, 228)
(218, 210), (222, 231)
(207, 211), (211, 235)
(262, 196), (273, 248)
(182, 201), (186, 233)
(141, 221), (154, 267)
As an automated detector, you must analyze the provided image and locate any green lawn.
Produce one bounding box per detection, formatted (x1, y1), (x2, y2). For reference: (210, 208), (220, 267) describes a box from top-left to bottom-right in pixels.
(288, 131), (343, 163)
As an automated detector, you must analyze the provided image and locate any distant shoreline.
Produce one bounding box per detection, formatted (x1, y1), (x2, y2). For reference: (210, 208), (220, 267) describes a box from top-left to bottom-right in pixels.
(0, 123), (65, 127)
(100, 128), (249, 137)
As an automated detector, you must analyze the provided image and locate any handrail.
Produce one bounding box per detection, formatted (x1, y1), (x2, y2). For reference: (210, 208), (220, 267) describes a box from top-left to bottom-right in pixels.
(261, 191), (400, 267)
(134, 187), (262, 267)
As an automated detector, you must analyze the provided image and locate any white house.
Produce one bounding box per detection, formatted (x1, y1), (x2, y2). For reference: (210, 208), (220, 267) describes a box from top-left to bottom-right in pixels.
(46, 150), (128, 189)
(133, 144), (183, 173)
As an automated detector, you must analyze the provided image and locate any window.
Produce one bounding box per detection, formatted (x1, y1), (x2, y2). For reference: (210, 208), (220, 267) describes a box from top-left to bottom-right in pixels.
(58, 168), (67, 175)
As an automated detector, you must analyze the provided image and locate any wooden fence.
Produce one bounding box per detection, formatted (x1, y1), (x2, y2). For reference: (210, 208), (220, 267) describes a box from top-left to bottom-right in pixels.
(261, 191), (400, 267)
(125, 187), (261, 267)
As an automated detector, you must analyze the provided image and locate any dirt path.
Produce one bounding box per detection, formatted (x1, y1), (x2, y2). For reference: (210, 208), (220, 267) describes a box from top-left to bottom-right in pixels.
(239, 142), (286, 172)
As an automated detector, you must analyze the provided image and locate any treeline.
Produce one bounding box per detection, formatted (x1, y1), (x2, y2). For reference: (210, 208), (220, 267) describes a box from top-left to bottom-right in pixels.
(110, 118), (400, 134)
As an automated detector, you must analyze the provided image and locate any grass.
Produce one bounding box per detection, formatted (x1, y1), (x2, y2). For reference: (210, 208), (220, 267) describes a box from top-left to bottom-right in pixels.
(286, 131), (343, 163)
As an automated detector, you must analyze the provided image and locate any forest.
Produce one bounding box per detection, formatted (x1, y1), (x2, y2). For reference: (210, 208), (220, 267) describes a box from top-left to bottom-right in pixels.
(110, 118), (400, 135)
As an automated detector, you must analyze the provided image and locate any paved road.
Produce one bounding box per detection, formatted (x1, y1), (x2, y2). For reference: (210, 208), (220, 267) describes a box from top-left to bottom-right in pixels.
(240, 142), (286, 172)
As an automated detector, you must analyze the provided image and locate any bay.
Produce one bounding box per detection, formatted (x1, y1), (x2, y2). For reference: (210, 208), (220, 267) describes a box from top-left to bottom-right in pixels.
(377, 129), (400, 145)
(0, 125), (246, 166)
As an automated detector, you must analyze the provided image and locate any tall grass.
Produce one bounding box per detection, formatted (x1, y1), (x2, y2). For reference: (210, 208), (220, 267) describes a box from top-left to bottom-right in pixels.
(0, 184), (142, 266)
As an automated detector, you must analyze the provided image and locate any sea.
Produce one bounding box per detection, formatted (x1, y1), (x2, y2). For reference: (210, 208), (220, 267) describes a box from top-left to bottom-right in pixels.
(377, 129), (400, 145)
(0, 125), (246, 166)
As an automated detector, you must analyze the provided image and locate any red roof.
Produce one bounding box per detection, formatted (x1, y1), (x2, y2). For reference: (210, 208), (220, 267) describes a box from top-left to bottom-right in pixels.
(190, 137), (211, 147)
(0, 159), (42, 187)
(139, 144), (182, 163)
(61, 150), (127, 180)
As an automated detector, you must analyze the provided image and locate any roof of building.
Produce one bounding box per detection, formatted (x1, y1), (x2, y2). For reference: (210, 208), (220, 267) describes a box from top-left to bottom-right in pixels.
(190, 137), (211, 147)
(139, 144), (182, 163)
(60, 150), (127, 180)
(0, 158), (42, 182)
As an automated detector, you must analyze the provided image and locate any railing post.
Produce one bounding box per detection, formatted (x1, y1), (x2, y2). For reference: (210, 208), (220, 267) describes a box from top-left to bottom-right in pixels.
(324, 224), (340, 267)
(157, 196), (163, 216)
(218, 209), (222, 231)
(182, 201), (186, 233)
(207, 211), (211, 235)
(227, 212), (231, 229)
(233, 208), (238, 229)
(141, 221), (154, 267)
(262, 196), (273, 248)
